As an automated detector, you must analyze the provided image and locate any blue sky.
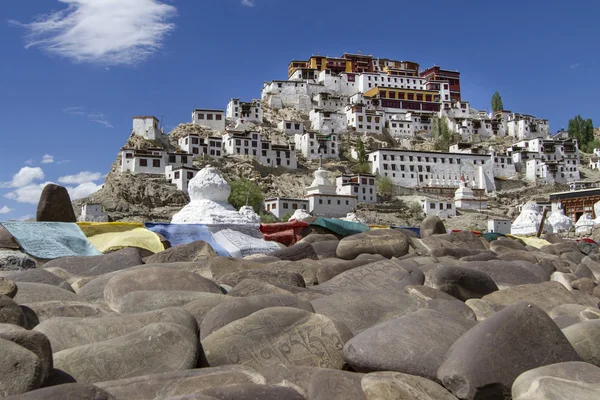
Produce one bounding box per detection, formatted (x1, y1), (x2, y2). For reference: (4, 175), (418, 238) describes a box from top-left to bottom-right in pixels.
(0, 0), (598, 220)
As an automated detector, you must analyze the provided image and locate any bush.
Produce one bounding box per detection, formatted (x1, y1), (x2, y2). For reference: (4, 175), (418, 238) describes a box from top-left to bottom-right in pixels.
(259, 212), (279, 223)
(376, 174), (394, 197)
(228, 179), (264, 214)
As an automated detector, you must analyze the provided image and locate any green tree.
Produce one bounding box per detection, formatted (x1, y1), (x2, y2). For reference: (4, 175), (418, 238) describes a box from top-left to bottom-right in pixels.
(432, 116), (452, 151)
(568, 115), (595, 151)
(376, 174), (394, 197)
(352, 138), (371, 173)
(228, 178), (264, 213)
(491, 91), (504, 113)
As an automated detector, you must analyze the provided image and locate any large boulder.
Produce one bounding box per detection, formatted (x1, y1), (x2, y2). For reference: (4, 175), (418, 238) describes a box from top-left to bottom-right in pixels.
(562, 320), (600, 366)
(267, 242), (318, 261)
(0, 295), (27, 327)
(336, 230), (409, 260)
(459, 260), (547, 288)
(203, 307), (351, 370)
(425, 265), (498, 301)
(201, 384), (305, 400)
(0, 338), (43, 396)
(36, 184), (77, 222)
(437, 301), (581, 400)
(13, 282), (79, 304)
(482, 281), (579, 313)
(420, 216), (447, 238)
(4, 269), (69, 288)
(316, 254), (386, 283)
(144, 240), (217, 263)
(217, 268), (306, 289)
(227, 279), (294, 297)
(361, 371), (458, 400)
(43, 248), (143, 281)
(53, 322), (200, 383)
(2, 383), (116, 400)
(0, 226), (20, 250)
(20, 301), (110, 327)
(343, 309), (473, 381)
(512, 362), (600, 400)
(0, 329), (53, 385)
(0, 251), (36, 272)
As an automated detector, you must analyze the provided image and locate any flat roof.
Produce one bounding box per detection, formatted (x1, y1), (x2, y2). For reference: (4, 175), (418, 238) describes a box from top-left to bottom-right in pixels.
(367, 148), (490, 158)
(193, 109), (224, 113)
(549, 187), (600, 200)
(264, 197), (308, 202)
(133, 116), (159, 120)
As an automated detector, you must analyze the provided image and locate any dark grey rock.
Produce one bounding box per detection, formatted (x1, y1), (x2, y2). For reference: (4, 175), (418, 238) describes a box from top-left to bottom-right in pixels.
(36, 184), (76, 222)
(0, 226), (20, 250)
(2, 383), (116, 400)
(299, 234), (338, 244)
(404, 285), (458, 302)
(22, 301), (111, 327)
(0, 329), (52, 385)
(217, 268), (306, 289)
(4, 269), (69, 288)
(146, 240), (218, 263)
(182, 293), (231, 326)
(361, 371), (458, 400)
(13, 282), (79, 304)
(0, 251), (36, 272)
(268, 242), (318, 261)
(336, 230), (409, 260)
(0, 277), (17, 298)
(311, 240), (339, 259)
(0, 295), (27, 327)
(43, 247), (143, 280)
(482, 281), (579, 312)
(459, 259), (547, 288)
(465, 298), (505, 321)
(425, 265), (498, 301)
(227, 279), (294, 297)
(420, 216), (447, 238)
(316, 254), (386, 283)
(201, 384), (305, 400)
(0, 338), (42, 396)
(562, 320), (600, 367)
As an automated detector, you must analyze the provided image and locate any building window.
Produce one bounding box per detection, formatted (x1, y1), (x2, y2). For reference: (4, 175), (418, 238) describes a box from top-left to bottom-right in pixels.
(169, 155), (176, 163)
(198, 114), (204, 120)
(187, 172), (194, 179)
(174, 171), (180, 179)
(153, 159), (161, 168)
(319, 199), (323, 204)
(327, 200), (331, 204)
(182, 156), (188, 163)
(125, 153), (133, 159)
(283, 203), (289, 209)
(139, 159), (148, 167)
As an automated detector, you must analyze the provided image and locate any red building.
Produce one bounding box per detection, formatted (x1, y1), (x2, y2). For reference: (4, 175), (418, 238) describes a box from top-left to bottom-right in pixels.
(420, 66), (461, 102)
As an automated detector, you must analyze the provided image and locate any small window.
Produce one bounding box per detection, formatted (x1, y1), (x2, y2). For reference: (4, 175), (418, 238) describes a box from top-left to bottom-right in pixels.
(198, 114), (204, 120)
(216, 114), (222, 120)
(187, 172), (194, 179)
(125, 153), (133, 159)
(174, 171), (180, 179)
(139, 159), (147, 167)
(283, 203), (289, 209)
(272, 203), (277, 209)
(153, 159), (161, 168)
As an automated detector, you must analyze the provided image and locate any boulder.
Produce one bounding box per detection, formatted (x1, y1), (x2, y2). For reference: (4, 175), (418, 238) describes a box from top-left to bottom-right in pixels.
(404, 285), (459, 302)
(227, 279), (294, 297)
(2, 383), (116, 400)
(113, 290), (224, 314)
(316, 254), (386, 283)
(482, 281), (579, 313)
(217, 269), (306, 289)
(551, 271), (574, 290)
(425, 265), (498, 301)
(562, 320), (600, 366)
(319, 259), (424, 294)
(311, 240), (339, 259)
(0, 251), (36, 272)
(459, 260), (547, 288)
(0, 329), (52, 385)
(3, 269), (69, 288)
(572, 278), (596, 295)
(311, 291), (424, 335)
(437, 301), (580, 400)
(0, 338), (42, 396)
(361, 371), (458, 400)
(144, 240), (217, 264)
(53, 322), (199, 383)
(36, 184), (76, 222)
(182, 293), (231, 326)
(267, 242), (318, 261)
(343, 309), (473, 381)
(207, 257), (265, 281)
(574, 263), (595, 280)
(512, 362), (600, 400)
(465, 298), (505, 321)
(0, 295), (27, 327)
(201, 384), (305, 400)
(425, 298), (477, 321)
(20, 301), (110, 327)
(267, 260), (320, 286)
(0, 277), (17, 298)
(203, 307), (351, 370)
(0, 226), (20, 250)
(336, 230), (409, 260)
(35, 307), (197, 352)
(96, 366), (265, 400)
(13, 282), (79, 304)
(103, 267), (221, 312)
(420, 216), (447, 238)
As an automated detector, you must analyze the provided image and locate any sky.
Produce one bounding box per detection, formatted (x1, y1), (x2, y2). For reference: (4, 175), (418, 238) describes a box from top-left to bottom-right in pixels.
(0, 0), (599, 220)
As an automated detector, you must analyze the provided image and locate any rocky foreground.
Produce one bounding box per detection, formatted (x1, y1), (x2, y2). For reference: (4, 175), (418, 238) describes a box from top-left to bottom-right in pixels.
(2, 217), (600, 399)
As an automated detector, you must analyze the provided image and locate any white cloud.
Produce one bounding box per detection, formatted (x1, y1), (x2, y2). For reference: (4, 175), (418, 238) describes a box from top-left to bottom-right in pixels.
(4, 180), (103, 204)
(16, 214), (33, 221)
(68, 182), (103, 199)
(570, 63), (580, 70)
(241, 0), (256, 6)
(41, 154), (55, 164)
(25, 159), (34, 165)
(12, 0), (177, 66)
(62, 106), (113, 128)
(1, 167), (45, 188)
(58, 171), (103, 184)
(0, 205), (13, 214)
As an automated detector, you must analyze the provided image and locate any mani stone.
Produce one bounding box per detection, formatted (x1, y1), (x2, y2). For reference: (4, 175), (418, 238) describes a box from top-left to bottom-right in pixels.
(202, 307), (351, 370)
(2, 383), (117, 400)
(425, 265), (498, 301)
(336, 230), (409, 260)
(482, 281), (579, 313)
(512, 362), (600, 400)
(420, 216), (447, 238)
(361, 372), (458, 400)
(0, 251), (36, 272)
(36, 184), (77, 222)
(343, 309), (473, 381)
(200, 384), (305, 400)
(227, 279), (295, 297)
(0, 295), (27, 327)
(21, 301), (111, 327)
(316, 254), (386, 283)
(0, 277), (17, 298)
(96, 366), (266, 400)
(0, 329), (53, 385)
(437, 301), (580, 400)
(217, 268), (306, 289)
(0, 338), (43, 397)
(3, 269), (68, 288)
(465, 298), (505, 321)
(562, 320), (600, 367)
(0, 226), (20, 250)
(268, 242), (318, 261)
(13, 282), (79, 304)
(145, 240), (217, 264)
(53, 322), (199, 383)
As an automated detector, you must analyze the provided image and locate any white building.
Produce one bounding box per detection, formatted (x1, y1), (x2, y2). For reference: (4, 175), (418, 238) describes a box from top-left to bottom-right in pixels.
(454, 179), (488, 210)
(294, 132), (339, 160)
(264, 197), (309, 219)
(488, 219), (512, 234)
(421, 199), (456, 218)
(222, 130), (297, 169)
(309, 109), (347, 135)
(449, 143), (517, 180)
(120, 148), (193, 174)
(79, 204), (108, 222)
(336, 174), (377, 203)
(227, 98), (263, 124)
(509, 138), (580, 184)
(191, 109), (225, 131)
(132, 116), (162, 141)
(278, 120), (304, 135)
(589, 148), (600, 170)
(305, 167), (357, 217)
(178, 134), (223, 158)
(506, 113), (549, 140)
(345, 106), (384, 133)
(165, 165), (199, 194)
(368, 148), (496, 192)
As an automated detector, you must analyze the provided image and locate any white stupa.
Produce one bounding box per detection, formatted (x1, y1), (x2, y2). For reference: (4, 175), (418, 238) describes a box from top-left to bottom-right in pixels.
(547, 208), (574, 233)
(454, 177), (487, 210)
(288, 209), (311, 221)
(342, 213), (366, 224)
(511, 201), (552, 235)
(594, 201), (600, 226)
(575, 213), (594, 234)
(171, 166), (260, 224)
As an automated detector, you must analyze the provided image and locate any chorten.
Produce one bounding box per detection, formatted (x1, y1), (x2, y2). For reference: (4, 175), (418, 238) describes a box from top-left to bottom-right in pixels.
(547, 208), (573, 233)
(511, 201), (551, 235)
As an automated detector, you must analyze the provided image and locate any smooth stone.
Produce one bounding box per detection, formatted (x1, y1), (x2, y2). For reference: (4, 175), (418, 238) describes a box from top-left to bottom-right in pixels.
(512, 361), (600, 400)
(217, 269), (306, 289)
(459, 259), (547, 288)
(54, 322), (199, 383)
(465, 298), (505, 321)
(261, 364), (365, 400)
(482, 281), (579, 313)
(0, 277), (17, 298)
(316, 254), (386, 283)
(460, 252), (497, 262)
(103, 267), (221, 312)
(361, 371), (458, 400)
(318, 259), (424, 294)
(115, 290), (223, 314)
(75, 271), (125, 302)
(201, 384), (305, 400)
(574, 263), (595, 280)
(311, 291), (425, 335)
(404, 285), (459, 301)
(299, 234), (339, 244)
(0, 226), (20, 250)
(13, 282), (80, 304)
(2, 383), (116, 400)
(551, 271), (574, 290)
(140, 261), (213, 280)
(420, 216), (447, 238)
(549, 303), (600, 321)
(22, 301), (111, 327)
(572, 278), (596, 295)
(96, 366), (266, 400)
(43, 247), (143, 281)
(562, 320), (600, 366)
(207, 257), (266, 281)
(343, 309), (473, 381)
(0, 338), (42, 396)
(425, 265), (498, 301)
(310, 240), (339, 259)
(425, 298), (477, 321)
(0, 329), (53, 385)
(561, 251), (585, 265)
(437, 301), (581, 400)
(0, 295), (27, 327)
(0, 251), (36, 272)
(182, 293), (231, 326)
(35, 307), (198, 352)
(145, 240), (218, 263)
(267, 242), (318, 261)
(36, 184), (76, 222)
(200, 294), (313, 340)
(336, 230), (409, 260)
(267, 260), (321, 286)
(203, 307), (351, 370)
(3, 269), (68, 289)
(227, 279), (294, 297)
